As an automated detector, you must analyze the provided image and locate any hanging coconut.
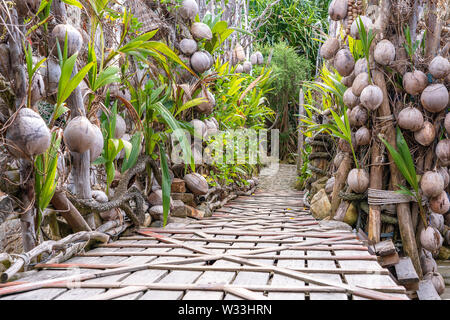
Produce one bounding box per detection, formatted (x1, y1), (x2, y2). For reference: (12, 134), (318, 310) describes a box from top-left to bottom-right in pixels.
(349, 105), (368, 127)
(347, 168), (369, 193)
(255, 51), (264, 65)
(179, 0), (199, 20)
(420, 226), (443, 252)
(354, 58), (368, 76)
(421, 254), (438, 274)
(420, 171), (444, 198)
(243, 61), (252, 73)
(360, 85), (383, 111)
(374, 40), (396, 66)
(352, 72), (369, 97)
(355, 126), (371, 146)
(436, 139), (450, 166)
(89, 124), (104, 162)
(233, 44), (245, 63)
(184, 173), (208, 195)
(63, 116), (95, 154)
(429, 191), (450, 215)
(424, 272), (445, 296)
(350, 16), (373, 40)
(114, 114), (126, 139)
(397, 107), (424, 132)
(191, 51), (212, 74)
(402, 70), (428, 95)
(250, 53), (258, 65)
(196, 89), (215, 114)
(445, 113), (450, 135)
(420, 84), (449, 113)
(328, 0), (348, 21)
(342, 71), (355, 87)
(179, 39), (198, 56)
(235, 64), (244, 73)
(320, 38), (340, 60)
(5, 108), (51, 159)
(429, 56), (450, 79)
(438, 167), (450, 188)
(52, 24), (83, 56)
(191, 22), (212, 41)
(334, 48), (355, 77)
(429, 213), (445, 233)
(414, 121), (435, 146)
(343, 87), (359, 108)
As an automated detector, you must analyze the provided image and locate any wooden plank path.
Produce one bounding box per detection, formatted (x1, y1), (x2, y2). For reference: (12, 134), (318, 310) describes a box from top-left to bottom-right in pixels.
(0, 190), (408, 300)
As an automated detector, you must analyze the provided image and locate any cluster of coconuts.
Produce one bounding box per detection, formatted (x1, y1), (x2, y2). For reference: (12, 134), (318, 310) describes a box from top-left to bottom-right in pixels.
(190, 117), (219, 140)
(398, 55), (450, 162)
(63, 116), (108, 162)
(232, 44), (257, 74)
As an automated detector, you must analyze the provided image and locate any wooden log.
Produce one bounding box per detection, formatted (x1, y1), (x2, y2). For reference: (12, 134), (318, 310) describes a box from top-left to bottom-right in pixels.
(394, 257), (419, 286)
(51, 191), (92, 232)
(372, 70), (423, 278)
(374, 239), (396, 257)
(330, 153), (352, 216)
(297, 89), (304, 174)
(378, 252), (400, 268)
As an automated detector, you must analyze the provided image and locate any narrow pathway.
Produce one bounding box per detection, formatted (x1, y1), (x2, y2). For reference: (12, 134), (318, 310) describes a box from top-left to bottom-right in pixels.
(0, 165), (408, 300)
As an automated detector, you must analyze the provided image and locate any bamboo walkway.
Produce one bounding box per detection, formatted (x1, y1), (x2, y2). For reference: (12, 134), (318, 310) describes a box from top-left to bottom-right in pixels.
(0, 190), (409, 300)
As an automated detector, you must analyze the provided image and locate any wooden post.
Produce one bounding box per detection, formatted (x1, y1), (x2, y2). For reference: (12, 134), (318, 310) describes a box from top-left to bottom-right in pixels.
(372, 70), (422, 278)
(330, 153), (352, 216)
(297, 89), (304, 175)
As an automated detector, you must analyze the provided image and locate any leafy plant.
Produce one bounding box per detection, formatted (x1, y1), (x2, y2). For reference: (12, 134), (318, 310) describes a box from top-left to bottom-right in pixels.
(24, 42), (46, 108)
(34, 129), (62, 233)
(356, 17), (375, 83)
(403, 25), (425, 66)
(379, 127), (427, 227)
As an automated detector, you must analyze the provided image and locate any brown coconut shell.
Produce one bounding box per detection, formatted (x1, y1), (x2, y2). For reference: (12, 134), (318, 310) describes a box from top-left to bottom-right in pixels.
(341, 71), (355, 87)
(52, 24), (83, 56)
(397, 107), (424, 132)
(420, 226), (443, 252)
(420, 84), (449, 113)
(320, 38), (340, 60)
(349, 105), (368, 127)
(5, 108), (51, 159)
(235, 64), (244, 73)
(256, 52), (264, 65)
(243, 61), (252, 73)
(334, 152), (345, 168)
(328, 0), (348, 21)
(148, 189), (173, 207)
(402, 70), (428, 95)
(325, 177), (335, 194)
(114, 114), (126, 139)
(196, 89), (215, 114)
(445, 113), (450, 135)
(421, 171), (444, 198)
(204, 118), (218, 136)
(89, 124), (104, 162)
(30, 70), (45, 106)
(424, 272), (445, 295)
(250, 53), (258, 65)
(0, 44), (11, 79)
(190, 119), (207, 139)
(334, 48), (355, 77)
(63, 116), (95, 154)
(191, 22), (212, 41)
(429, 213), (445, 233)
(429, 55), (450, 79)
(179, 39), (198, 56)
(414, 121), (435, 146)
(430, 191), (450, 215)
(354, 58), (368, 76)
(352, 72), (369, 97)
(179, 0), (199, 20)
(374, 40), (396, 66)
(438, 167), (450, 188)
(190, 51), (212, 74)
(350, 16), (373, 40)
(92, 190), (108, 203)
(41, 58), (61, 97)
(355, 126), (371, 146)
(233, 44), (245, 63)
(184, 173), (208, 195)
(360, 85), (383, 111)
(436, 139), (450, 166)
(421, 255), (438, 274)
(347, 168), (369, 193)
(343, 87), (359, 108)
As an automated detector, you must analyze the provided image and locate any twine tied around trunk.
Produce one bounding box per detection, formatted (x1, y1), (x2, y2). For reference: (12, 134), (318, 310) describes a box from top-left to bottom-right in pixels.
(367, 188), (426, 206)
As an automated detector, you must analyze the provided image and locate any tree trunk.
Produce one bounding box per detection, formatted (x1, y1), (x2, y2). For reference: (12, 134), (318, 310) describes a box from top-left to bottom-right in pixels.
(331, 153), (352, 216)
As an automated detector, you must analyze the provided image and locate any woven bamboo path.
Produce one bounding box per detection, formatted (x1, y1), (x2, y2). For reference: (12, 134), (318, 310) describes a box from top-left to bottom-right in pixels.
(0, 190), (409, 300)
